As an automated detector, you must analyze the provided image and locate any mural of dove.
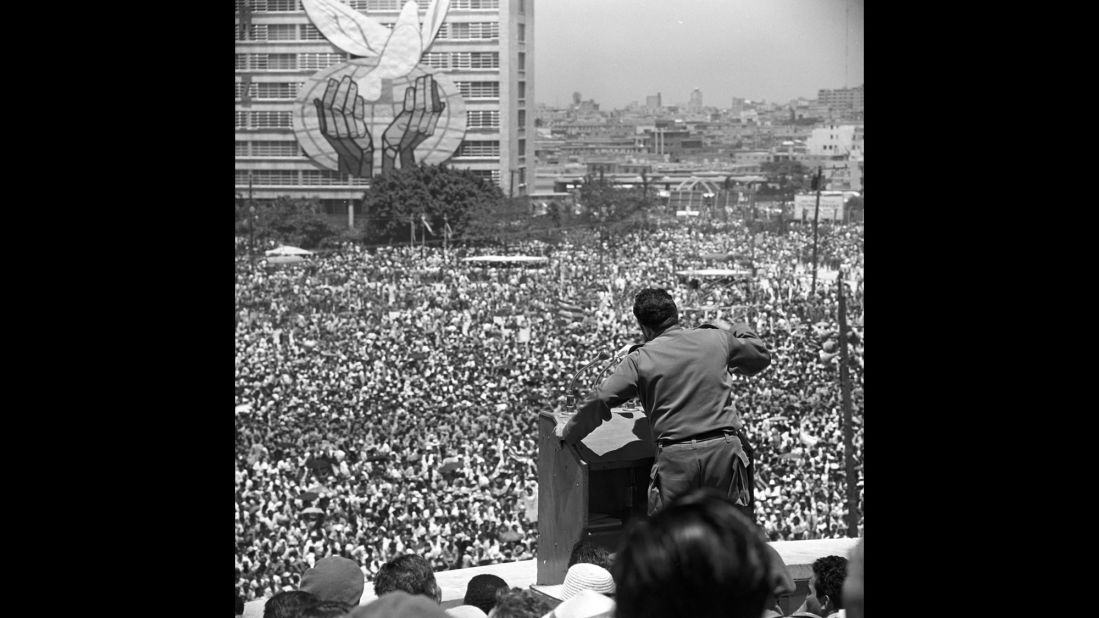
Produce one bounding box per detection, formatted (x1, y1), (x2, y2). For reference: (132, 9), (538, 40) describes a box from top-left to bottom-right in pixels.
(302, 0), (451, 101)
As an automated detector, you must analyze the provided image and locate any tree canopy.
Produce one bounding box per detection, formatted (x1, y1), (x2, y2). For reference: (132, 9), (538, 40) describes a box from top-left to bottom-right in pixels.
(239, 197), (340, 250)
(360, 164), (505, 243)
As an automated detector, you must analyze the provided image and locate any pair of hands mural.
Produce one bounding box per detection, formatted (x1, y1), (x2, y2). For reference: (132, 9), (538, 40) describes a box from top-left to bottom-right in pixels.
(314, 74), (445, 177)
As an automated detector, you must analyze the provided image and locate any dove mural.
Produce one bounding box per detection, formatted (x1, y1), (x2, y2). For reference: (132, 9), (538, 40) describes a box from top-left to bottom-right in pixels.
(292, 0), (467, 178)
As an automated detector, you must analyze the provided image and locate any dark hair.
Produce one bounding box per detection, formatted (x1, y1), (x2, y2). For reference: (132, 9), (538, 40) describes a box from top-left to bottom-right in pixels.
(612, 489), (770, 618)
(235, 594), (245, 616)
(633, 288), (678, 331)
(263, 591), (319, 618)
(463, 573), (509, 614)
(568, 540), (612, 570)
(373, 554), (439, 601)
(811, 555), (848, 609)
(299, 600), (351, 618)
(489, 587), (555, 618)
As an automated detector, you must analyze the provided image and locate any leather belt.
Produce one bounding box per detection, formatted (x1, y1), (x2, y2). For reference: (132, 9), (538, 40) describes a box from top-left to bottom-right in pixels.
(657, 429), (734, 447)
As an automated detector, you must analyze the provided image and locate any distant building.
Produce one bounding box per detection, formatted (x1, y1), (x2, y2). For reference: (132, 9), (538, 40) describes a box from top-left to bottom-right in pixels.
(805, 123), (861, 156)
(817, 84), (864, 114)
(646, 92), (662, 110)
(688, 88), (703, 113)
(235, 0), (535, 213)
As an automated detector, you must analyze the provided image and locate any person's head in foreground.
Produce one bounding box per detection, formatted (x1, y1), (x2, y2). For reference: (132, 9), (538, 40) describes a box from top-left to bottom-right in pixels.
(463, 574), (509, 614)
(567, 541), (612, 571)
(301, 599), (356, 618)
(761, 543), (796, 618)
(487, 587), (554, 618)
(263, 590), (319, 618)
(842, 539), (863, 618)
(797, 555), (848, 618)
(347, 591), (450, 618)
(298, 555), (366, 612)
(633, 288), (679, 341)
(373, 553), (442, 603)
(611, 489), (771, 618)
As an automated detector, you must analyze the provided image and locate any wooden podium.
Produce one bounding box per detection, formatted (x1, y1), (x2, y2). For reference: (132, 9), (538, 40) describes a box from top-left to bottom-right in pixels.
(535, 408), (655, 585)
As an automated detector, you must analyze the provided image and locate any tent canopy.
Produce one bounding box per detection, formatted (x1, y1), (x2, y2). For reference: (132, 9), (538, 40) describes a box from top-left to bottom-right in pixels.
(265, 245), (314, 257)
(461, 255), (548, 264)
(676, 268), (751, 278)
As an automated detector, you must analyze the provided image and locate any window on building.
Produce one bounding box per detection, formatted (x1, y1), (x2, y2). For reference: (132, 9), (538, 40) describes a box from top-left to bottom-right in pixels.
(299, 23), (326, 40)
(517, 81), (526, 99)
(446, 23), (497, 39)
(468, 169), (502, 184)
(255, 82), (302, 99)
(235, 54), (249, 71)
(267, 54), (297, 70)
(235, 141), (250, 156)
(470, 52), (499, 69)
(455, 81), (499, 99)
(235, 111), (249, 129)
(250, 111), (293, 129)
(466, 110), (500, 128)
(251, 0), (300, 12)
(517, 109), (526, 128)
(518, 138), (526, 155)
(301, 169), (344, 185)
(423, 53), (449, 69)
(252, 170), (299, 185)
(518, 23), (525, 42)
(235, 170), (251, 185)
(456, 140), (500, 157)
(267, 24), (297, 40)
(517, 52), (525, 71)
(518, 0), (525, 14)
(452, 0), (499, 9)
(299, 53), (346, 70)
(251, 141), (301, 157)
(366, 0), (400, 9)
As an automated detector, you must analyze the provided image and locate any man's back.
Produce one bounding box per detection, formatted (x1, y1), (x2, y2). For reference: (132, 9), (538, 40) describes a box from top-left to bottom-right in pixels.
(595, 324), (769, 443)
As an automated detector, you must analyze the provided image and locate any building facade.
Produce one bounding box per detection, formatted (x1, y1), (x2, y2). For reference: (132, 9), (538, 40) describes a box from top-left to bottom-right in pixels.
(817, 84), (863, 114)
(688, 88), (703, 113)
(235, 0), (535, 215)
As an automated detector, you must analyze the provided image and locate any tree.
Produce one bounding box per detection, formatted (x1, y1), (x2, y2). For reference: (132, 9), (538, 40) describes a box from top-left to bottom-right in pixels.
(760, 160), (811, 200)
(360, 164), (504, 243)
(250, 196), (340, 249)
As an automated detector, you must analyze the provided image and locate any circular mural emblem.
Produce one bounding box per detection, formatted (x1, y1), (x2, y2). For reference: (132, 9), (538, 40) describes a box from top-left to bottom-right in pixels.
(293, 57), (467, 177)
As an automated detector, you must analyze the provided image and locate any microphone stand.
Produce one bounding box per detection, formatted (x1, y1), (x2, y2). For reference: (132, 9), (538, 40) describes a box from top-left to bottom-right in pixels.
(565, 352), (610, 409)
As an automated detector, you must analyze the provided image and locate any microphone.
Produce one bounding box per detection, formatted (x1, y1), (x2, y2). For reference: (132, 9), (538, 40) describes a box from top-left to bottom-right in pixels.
(565, 351), (612, 409)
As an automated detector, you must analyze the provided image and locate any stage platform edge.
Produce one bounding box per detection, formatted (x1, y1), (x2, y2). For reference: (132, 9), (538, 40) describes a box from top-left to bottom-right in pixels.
(243, 536), (860, 615)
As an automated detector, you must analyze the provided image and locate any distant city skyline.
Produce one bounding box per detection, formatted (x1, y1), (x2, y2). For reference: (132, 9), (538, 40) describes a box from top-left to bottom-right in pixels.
(534, 0), (863, 109)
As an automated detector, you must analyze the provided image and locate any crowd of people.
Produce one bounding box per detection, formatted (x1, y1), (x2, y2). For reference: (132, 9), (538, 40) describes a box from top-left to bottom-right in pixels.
(235, 217), (865, 603)
(240, 490), (864, 618)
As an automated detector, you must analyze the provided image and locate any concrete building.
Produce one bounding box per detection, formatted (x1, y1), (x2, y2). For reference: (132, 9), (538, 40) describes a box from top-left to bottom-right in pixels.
(235, 0), (535, 215)
(805, 123), (861, 157)
(645, 92), (662, 111)
(688, 88), (703, 113)
(817, 84), (864, 114)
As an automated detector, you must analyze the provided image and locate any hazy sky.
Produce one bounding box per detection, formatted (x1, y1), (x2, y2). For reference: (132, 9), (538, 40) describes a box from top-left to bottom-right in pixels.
(533, 0), (863, 109)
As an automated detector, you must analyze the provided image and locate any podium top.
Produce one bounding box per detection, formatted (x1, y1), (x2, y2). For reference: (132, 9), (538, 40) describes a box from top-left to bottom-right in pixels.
(541, 408), (655, 465)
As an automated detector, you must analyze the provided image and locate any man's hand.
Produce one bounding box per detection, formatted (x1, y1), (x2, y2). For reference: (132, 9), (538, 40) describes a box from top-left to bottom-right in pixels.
(314, 76), (374, 177)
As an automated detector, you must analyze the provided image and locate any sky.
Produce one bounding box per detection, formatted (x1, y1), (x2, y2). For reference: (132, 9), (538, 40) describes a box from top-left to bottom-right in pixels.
(533, 0), (863, 110)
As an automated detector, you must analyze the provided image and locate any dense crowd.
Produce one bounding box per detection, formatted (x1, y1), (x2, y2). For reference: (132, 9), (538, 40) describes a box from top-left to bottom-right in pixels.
(234, 218), (864, 602)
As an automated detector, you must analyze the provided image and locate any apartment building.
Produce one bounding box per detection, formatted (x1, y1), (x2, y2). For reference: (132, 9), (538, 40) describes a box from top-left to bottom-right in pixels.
(235, 0), (534, 215)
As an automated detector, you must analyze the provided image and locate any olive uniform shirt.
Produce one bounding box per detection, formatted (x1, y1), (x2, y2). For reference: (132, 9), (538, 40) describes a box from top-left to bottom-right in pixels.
(560, 322), (771, 445)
